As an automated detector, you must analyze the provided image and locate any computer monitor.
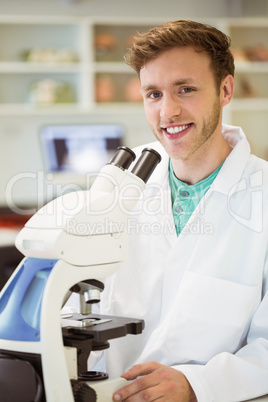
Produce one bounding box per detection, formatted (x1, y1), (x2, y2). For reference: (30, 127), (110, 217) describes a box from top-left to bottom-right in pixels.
(39, 124), (124, 175)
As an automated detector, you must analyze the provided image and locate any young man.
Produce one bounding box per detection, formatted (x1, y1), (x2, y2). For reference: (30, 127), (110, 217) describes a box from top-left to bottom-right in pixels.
(99, 20), (268, 401)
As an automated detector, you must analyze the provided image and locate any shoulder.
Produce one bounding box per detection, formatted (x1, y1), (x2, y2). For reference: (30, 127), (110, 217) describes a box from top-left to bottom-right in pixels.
(248, 154), (268, 168)
(246, 154), (268, 179)
(243, 155), (268, 210)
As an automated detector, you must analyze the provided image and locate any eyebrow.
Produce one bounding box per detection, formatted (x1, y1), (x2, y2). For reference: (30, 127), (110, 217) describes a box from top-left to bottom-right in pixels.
(140, 78), (196, 92)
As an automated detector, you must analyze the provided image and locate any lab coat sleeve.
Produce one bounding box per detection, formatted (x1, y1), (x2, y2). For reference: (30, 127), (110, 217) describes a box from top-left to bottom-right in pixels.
(176, 249), (268, 402)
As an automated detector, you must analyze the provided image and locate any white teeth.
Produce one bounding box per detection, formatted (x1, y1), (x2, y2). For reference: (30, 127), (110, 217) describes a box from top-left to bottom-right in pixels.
(166, 124), (190, 134)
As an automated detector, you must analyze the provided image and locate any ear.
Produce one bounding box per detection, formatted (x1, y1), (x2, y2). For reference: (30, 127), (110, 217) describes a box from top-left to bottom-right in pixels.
(220, 75), (234, 107)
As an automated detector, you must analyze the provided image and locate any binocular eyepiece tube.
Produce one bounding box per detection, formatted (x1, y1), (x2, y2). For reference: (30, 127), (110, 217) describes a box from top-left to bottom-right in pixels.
(108, 146), (161, 183)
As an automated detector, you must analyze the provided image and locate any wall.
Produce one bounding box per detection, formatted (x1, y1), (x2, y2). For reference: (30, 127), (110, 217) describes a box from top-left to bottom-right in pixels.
(0, 0), (231, 19)
(1, 0), (267, 18)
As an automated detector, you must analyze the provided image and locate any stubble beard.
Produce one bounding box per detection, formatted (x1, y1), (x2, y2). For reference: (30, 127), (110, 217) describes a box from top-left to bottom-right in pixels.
(151, 97), (222, 161)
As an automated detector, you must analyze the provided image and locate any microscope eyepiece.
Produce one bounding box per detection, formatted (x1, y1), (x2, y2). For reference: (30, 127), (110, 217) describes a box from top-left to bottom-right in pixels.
(108, 146), (136, 170)
(131, 148), (161, 183)
(108, 146), (161, 183)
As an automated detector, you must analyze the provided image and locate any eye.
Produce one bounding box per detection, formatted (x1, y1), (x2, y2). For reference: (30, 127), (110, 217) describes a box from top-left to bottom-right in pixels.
(180, 87), (194, 94)
(148, 91), (162, 99)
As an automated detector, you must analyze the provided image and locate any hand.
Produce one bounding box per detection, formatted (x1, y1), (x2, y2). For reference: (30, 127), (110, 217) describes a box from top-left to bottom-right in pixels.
(112, 361), (197, 401)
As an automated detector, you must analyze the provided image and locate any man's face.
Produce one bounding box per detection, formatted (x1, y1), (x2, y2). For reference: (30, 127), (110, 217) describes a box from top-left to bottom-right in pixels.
(140, 47), (223, 162)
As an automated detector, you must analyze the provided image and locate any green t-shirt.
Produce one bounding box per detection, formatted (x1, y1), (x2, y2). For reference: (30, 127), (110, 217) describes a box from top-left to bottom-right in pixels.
(169, 159), (223, 236)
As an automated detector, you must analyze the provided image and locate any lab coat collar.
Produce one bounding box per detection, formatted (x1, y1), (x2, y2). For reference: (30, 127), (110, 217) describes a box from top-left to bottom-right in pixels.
(211, 124), (251, 195)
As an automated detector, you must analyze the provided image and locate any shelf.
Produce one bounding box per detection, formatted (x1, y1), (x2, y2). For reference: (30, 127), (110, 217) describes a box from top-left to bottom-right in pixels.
(0, 62), (82, 73)
(0, 102), (145, 116)
(225, 17), (268, 27)
(235, 61), (268, 73)
(0, 103), (86, 116)
(93, 62), (134, 73)
(0, 16), (267, 118)
(231, 98), (268, 111)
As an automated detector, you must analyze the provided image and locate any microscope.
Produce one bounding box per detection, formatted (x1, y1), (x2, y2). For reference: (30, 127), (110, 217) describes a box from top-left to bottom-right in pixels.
(0, 146), (161, 402)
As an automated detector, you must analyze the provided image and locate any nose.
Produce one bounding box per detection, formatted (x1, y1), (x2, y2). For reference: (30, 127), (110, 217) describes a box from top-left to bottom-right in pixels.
(160, 96), (182, 121)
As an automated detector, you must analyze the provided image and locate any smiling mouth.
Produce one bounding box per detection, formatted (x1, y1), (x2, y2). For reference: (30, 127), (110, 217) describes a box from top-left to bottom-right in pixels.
(164, 124), (192, 134)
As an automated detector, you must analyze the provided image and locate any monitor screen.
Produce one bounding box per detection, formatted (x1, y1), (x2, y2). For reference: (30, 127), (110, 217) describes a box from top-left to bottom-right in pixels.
(39, 124), (124, 174)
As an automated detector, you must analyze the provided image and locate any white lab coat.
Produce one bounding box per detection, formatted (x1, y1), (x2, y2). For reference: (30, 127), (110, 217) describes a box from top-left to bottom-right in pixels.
(100, 125), (268, 402)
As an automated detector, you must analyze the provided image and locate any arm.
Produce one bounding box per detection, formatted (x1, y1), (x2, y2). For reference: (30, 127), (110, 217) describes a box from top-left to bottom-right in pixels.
(112, 300), (268, 402)
(177, 288), (268, 402)
(176, 253), (268, 402)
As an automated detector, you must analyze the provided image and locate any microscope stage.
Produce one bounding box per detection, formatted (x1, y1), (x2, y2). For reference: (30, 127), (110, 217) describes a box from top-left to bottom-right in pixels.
(61, 313), (144, 344)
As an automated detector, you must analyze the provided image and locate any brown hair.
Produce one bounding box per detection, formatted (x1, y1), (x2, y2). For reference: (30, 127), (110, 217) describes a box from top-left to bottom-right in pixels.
(125, 20), (235, 92)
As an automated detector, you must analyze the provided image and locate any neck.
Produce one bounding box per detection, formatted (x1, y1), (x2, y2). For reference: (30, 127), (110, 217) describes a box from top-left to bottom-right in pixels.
(171, 131), (232, 185)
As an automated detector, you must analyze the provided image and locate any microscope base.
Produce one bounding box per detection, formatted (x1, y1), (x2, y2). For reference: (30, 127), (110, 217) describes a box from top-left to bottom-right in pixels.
(88, 377), (128, 401)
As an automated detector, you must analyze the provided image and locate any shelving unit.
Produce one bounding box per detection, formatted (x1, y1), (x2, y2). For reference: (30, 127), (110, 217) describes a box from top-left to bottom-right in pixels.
(0, 16), (87, 113)
(0, 16), (156, 115)
(0, 17), (267, 108)
(220, 18), (268, 159)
